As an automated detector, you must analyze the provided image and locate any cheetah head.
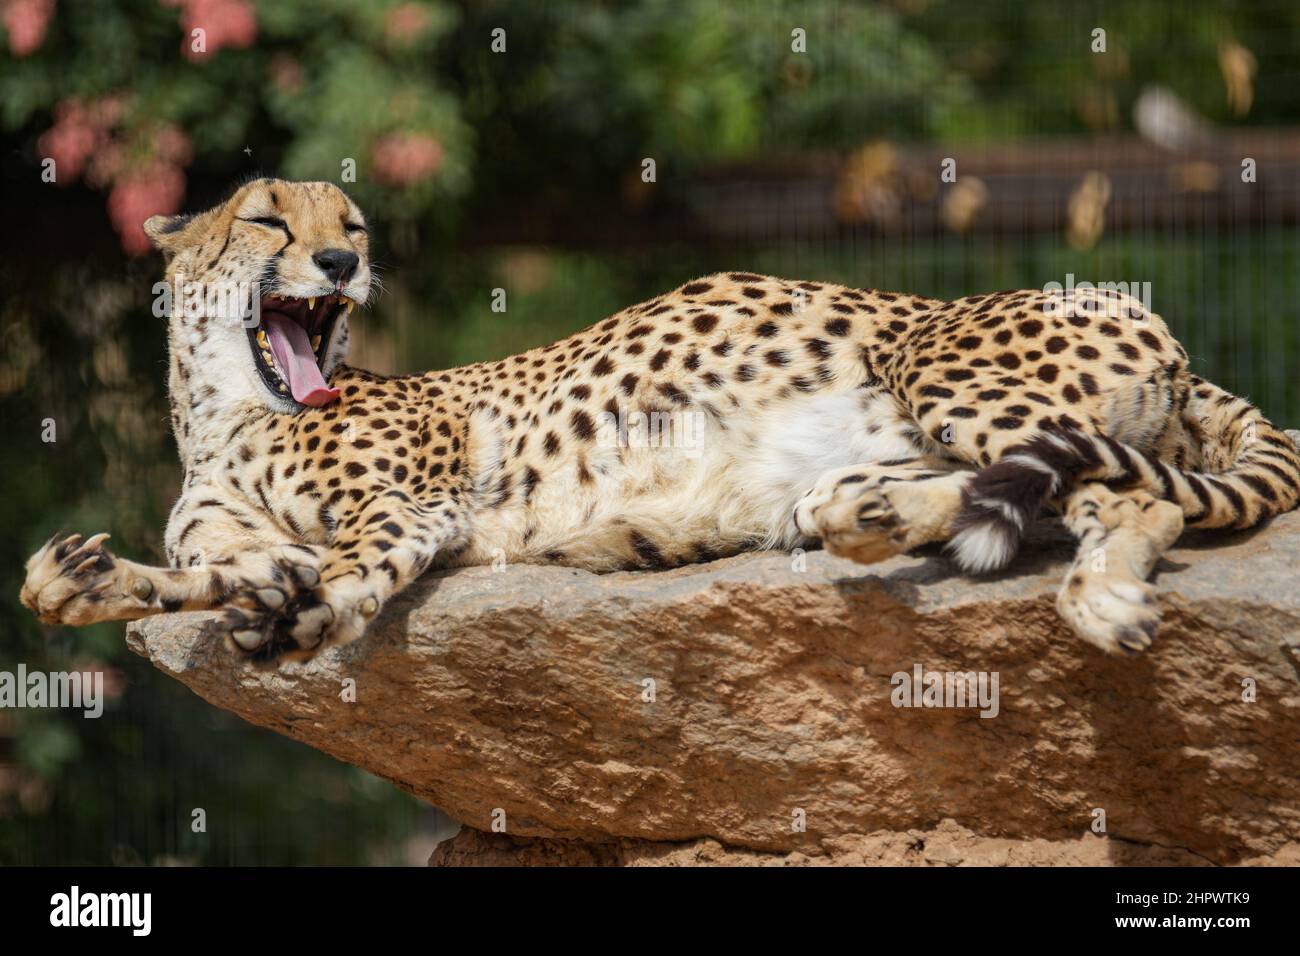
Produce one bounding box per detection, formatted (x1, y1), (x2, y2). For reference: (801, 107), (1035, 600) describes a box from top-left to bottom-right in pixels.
(144, 178), (371, 412)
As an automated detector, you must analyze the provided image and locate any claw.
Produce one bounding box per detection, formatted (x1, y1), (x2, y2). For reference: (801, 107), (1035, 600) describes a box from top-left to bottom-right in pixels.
(67, 532), (111, 565)
(82, 531), (111, 550)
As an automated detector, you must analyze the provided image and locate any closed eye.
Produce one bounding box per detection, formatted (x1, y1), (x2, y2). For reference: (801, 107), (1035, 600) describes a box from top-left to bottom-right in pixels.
(242, 216), (289, 231)
(345, 223), (367, 235)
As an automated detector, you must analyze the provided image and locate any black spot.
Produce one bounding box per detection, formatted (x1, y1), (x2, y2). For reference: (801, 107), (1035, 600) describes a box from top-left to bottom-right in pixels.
(996, 353), (1022, 370)
(630, 530), (666, 567)
(1137, 330), (1163, 351)
(571, 410), (596, 441)
(657, 383), (689, 405)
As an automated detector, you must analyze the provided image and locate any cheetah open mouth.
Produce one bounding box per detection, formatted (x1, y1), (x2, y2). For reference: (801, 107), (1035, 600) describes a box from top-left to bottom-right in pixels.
(247, 294), (351, 407)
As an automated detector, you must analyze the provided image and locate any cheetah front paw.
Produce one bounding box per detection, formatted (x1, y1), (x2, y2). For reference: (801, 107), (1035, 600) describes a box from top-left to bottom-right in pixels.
(795, 469), (959, 566)
(1056, 571), (1161, 655)
(807, 484), (913, 564)
(20, 532), (146, 626)
(213, 551), (381, 664)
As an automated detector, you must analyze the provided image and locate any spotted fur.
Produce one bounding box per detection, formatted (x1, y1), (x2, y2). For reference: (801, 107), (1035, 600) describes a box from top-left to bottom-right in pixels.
(20, 180), (1300, 661)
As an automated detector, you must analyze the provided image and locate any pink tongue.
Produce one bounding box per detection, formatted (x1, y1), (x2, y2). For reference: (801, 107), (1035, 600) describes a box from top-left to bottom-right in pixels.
(264, 315), (339, 407)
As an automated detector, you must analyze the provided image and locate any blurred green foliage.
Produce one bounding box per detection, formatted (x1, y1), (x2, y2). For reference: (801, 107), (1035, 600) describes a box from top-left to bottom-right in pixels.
(2, 0), (1299, 864)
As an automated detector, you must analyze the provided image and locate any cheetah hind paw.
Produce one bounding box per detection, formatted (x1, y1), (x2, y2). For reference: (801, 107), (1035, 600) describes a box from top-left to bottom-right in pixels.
(1056, 573), (1161, 656)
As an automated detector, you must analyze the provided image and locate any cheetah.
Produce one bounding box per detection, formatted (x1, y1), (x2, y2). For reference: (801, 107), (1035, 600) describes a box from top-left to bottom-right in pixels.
(20, 179), (1300, 662)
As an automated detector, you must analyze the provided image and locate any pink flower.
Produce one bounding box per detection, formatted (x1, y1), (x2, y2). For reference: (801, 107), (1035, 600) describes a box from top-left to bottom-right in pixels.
(38, 116), (98, 181)
(174, 0), (256, 62)
(37, 95), (129, 184)
(385, 3), (429, 46)
(109, 163), (186, 256)
(3, 0), (55, 57)
(371, 132), (443, 188)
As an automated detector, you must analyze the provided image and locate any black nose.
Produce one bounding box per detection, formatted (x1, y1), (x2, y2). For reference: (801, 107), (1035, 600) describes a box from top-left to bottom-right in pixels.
(312, 248), (360, 285)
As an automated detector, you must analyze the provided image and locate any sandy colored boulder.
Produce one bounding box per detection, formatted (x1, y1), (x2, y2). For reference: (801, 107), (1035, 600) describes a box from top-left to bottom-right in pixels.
(128, 490), (1300, 866)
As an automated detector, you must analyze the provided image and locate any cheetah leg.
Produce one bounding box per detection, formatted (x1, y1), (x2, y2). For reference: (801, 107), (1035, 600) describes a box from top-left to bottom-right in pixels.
(1056, 482), (1184, 655)
(794, 459), (971, 564)
(215, 492), (463, 664)
(20, 531), (322, 628)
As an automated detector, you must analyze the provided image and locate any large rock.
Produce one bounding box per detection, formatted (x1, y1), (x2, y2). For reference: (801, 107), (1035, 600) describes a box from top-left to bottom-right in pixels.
(127, 502), (1300, 867)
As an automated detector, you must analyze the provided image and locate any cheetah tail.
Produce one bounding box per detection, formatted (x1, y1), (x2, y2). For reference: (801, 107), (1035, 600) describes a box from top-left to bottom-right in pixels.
(945, 388), (1300, 573)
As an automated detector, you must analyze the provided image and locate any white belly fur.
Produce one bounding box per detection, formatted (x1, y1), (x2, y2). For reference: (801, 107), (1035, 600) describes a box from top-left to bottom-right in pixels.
(453, 386), (922, 569)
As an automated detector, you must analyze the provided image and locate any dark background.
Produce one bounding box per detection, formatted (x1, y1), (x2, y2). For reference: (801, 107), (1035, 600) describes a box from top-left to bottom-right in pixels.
(2, 0), (1298, 864)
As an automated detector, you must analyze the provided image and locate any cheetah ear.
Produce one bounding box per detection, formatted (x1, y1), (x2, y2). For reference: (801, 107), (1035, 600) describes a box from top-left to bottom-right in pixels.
(143, 212), (199, 255)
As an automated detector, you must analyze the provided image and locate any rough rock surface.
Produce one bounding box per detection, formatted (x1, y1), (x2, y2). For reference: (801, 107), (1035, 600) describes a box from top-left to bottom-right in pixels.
(128, 499), (1300, 867)
(428, 820), (1300, 867)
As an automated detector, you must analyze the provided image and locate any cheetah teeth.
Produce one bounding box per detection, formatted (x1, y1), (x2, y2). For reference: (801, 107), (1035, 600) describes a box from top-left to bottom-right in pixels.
(310, 335), (321, 350)
(256, 329), (269, 348)
(307, 297), (316, 310)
